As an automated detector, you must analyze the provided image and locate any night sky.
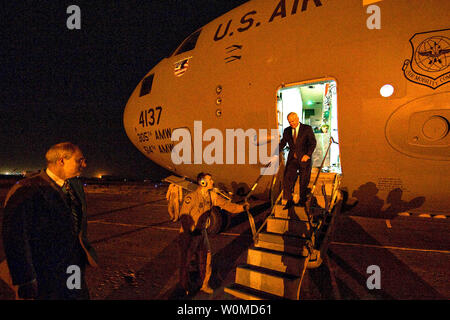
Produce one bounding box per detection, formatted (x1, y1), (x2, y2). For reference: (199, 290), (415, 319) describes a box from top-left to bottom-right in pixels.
(1, 0), (249, 180)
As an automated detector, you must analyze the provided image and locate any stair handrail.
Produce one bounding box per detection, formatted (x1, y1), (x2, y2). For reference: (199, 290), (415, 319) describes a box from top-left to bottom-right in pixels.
(253, 191), (283, 241)
(244, 153), (282, 241)
(309, 136), (339, 197)
(303, 137), (339, 237)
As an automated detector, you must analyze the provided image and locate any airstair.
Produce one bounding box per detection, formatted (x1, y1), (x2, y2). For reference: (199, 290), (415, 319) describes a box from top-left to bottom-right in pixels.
(224, 171), (342, 300)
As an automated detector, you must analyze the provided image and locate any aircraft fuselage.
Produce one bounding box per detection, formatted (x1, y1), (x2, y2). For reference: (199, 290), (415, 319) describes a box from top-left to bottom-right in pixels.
(124, 0), (450, 214)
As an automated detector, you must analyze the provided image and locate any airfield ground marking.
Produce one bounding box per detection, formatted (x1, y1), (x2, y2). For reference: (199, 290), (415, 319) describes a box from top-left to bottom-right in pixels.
(323, 255), (342, 300)
(89, 221), (449, 253)
(88, 220), (243, 236)
(330, 241), (450, 255)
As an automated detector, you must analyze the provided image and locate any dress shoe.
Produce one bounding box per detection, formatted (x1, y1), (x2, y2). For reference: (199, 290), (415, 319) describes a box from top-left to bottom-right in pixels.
(283, 200), (294, 210)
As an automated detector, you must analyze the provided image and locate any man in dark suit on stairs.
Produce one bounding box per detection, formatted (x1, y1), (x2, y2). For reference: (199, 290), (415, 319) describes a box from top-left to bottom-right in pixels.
(279, 112), (317, 209)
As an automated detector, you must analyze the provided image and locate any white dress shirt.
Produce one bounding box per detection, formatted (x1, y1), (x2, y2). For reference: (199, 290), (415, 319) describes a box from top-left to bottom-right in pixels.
(292, 123), (300, 142)
(46, 168), (65, 187)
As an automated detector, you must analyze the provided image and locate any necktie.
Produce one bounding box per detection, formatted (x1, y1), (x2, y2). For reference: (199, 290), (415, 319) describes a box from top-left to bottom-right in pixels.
(62, 181), (81, 234)
(293, 127), (298, 159)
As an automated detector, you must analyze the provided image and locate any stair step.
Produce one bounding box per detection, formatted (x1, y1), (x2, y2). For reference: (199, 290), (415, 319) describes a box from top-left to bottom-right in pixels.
(224, 283), (285, 300)
(257, 231), (309, 245)
(247, 247), (308, 276)
(266, 217), (311, 236)
(255, 232), (309, 256)
(274, 205), (310, 221)
(235, 264), (301, 299)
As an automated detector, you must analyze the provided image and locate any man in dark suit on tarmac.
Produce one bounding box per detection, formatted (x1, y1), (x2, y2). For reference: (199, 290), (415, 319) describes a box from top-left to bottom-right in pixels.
(279, 112), (317, 209)
(2, 142), (98, 299)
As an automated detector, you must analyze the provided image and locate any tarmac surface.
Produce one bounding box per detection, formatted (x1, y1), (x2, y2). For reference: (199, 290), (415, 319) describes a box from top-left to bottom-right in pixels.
(0, 182), (449, 300)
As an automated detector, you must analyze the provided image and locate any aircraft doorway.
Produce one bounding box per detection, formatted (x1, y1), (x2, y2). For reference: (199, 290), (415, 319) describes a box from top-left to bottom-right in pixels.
(276, 80), (341, 173)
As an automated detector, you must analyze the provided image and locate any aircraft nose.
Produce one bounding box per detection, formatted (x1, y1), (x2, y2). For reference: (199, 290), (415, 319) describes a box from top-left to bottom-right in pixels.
(123, 66), (176, 169)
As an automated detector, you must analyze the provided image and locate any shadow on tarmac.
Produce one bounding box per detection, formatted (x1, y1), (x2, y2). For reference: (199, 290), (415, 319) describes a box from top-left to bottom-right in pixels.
(299, 181), (445, 299)
(162, 202), (270, 300)
(89, 198), (167, 219)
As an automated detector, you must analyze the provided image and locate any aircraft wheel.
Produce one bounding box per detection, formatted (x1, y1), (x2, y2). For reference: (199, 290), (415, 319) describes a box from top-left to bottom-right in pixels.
(206, 207), (223, 234)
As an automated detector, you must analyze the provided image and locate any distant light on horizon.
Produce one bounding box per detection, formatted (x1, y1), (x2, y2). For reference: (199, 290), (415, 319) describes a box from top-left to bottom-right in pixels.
(96, 172), (108, 179)
(2, 168), (29, 176)
(2, 171), (23, 176)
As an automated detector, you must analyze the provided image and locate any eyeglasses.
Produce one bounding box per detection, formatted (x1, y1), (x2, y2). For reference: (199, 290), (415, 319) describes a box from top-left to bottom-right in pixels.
(76, 157), (87, 164)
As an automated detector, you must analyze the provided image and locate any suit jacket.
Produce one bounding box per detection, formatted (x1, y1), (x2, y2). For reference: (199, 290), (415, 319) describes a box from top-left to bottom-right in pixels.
(279, 123), (317, 164)
(2, 170), (98, 287)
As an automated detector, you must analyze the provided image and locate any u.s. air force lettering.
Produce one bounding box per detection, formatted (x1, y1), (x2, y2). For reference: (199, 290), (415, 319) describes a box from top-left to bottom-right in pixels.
(213, 0), (323, 42)
(402, 29), (450, 89)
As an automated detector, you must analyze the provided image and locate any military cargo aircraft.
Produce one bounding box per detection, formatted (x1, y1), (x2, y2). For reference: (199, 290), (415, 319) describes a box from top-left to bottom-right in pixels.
(123, 0), (450, 227)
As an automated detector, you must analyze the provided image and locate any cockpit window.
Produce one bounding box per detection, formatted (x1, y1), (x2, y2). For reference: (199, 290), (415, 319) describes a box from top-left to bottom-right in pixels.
(139, 74), (154, 97)
(173, 29), (201, 56)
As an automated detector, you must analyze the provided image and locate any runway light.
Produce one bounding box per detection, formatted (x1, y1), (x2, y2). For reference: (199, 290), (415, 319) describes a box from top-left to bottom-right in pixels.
(380, 84), (394, 97)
